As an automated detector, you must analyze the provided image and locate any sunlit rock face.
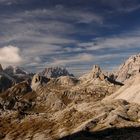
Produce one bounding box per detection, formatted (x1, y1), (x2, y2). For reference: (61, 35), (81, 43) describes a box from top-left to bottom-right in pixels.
(56, 76), (79, 86)
(116, 54), (140, 83)
(79, 65), (106, 81)
(105, 73), (140, 104)
(31, 74), (50, 91)
(1, 54), (140, 140)
(31, 74), (42, 91)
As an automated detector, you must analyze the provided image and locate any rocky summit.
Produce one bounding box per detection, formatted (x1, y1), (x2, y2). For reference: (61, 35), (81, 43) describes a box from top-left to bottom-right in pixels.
(0, 54), (140, 140)
(116, 54), (140, 83)
(40, 67), (74, 78)
(4, 66), (29, 76)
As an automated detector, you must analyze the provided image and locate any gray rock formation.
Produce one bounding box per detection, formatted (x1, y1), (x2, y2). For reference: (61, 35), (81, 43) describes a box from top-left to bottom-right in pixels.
(31, 74), (50, 91)
(4, 65), (29, 75)
(0, 64), (15, 93)
(0, 75), (14, 93)
(1, 56), (140, 140)
(104, 73), (140, 104)
(40, 66), (74, 78)
(0, 81), (35, 112)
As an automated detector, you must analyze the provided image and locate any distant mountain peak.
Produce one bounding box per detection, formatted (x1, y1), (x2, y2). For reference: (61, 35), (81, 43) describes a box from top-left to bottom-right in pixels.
(40, 66), (74, 78)
(4, 65), (29, 75)
(91, 65), (102, 76)
(80, 65), (106, 81)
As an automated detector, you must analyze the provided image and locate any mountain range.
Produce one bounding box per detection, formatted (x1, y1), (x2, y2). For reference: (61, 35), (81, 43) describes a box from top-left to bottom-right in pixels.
(0, 54), (140, 140)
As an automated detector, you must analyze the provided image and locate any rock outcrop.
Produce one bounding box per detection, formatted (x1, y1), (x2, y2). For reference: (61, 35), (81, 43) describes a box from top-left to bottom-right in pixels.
(56, 76), (79, 86)
(4, 66), (29, 75)
(104, 73), (140, 104)
(0, 81), (35, 111)
(31, 74), (50, 91)
(40, 67), (74, 78)
(1, 98), (140, 140)
(0, 64), (15, 93)
(1, 55), (140, 140)
(79, 65), (106, 81)
(74, 65), (122, 100)
(116, 54), (140, 83)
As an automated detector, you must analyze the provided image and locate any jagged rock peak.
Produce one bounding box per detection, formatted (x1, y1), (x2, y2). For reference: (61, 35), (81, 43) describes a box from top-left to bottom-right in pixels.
(91, 65), (106, 80)
(31, 74), (49, 91)
(40, 66), (74, 78)
(91, 65), (102, 74)
(4, 65), (29, 75)
(79, 65), (106, 81)
(116, 53), (140, 82)
(31, 74), (42, 91)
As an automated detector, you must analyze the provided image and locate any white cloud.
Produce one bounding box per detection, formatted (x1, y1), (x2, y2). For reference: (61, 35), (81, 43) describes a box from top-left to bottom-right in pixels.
(0, 16), (78, 46)
(24, 8), (103, 24)
(22, 45), (63, 57)
(45, 53), (124, 76)
(100, 0), (140, 13)
(49, 53), (95, 66)
(0, 45), (22, 66)
(78, 35), (140, 51)
(0, 3), (140, 75)
(0, 0), (20, 5)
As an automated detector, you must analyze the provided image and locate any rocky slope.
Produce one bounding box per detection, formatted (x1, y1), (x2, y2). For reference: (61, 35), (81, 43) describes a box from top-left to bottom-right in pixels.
(116, 54), (140, 83)
(104, 73), (140, 104)
(1, 93), (140, 140)
(0, 65), (124, 140)
(71, 65), (123, 101)
(104, 54), (140, 104)
(0, 56), (140, 140)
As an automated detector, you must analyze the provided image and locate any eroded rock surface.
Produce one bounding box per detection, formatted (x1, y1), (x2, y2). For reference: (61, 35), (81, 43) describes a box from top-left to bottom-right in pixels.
(116, 54), (140, 83)
(40, 67), (74, 78)
(0, 60), (140, 140)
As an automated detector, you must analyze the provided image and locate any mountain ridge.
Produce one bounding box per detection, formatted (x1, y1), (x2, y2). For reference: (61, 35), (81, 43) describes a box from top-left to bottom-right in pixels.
(0, 53), (140, 140)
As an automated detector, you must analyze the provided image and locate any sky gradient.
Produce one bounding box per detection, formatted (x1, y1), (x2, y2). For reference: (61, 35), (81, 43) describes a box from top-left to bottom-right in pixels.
(0, 0), (140, 75)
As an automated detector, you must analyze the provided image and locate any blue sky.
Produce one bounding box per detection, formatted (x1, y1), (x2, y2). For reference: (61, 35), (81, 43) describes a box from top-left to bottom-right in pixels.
(0, 0), (140, 75)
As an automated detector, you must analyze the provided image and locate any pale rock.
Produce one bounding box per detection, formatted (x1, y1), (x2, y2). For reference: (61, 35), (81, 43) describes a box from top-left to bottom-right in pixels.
(116, 53), (140, 82)
(57, 76), (78, 86)
(31, 74), (49, 91)
(40, 66), (74, 78)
